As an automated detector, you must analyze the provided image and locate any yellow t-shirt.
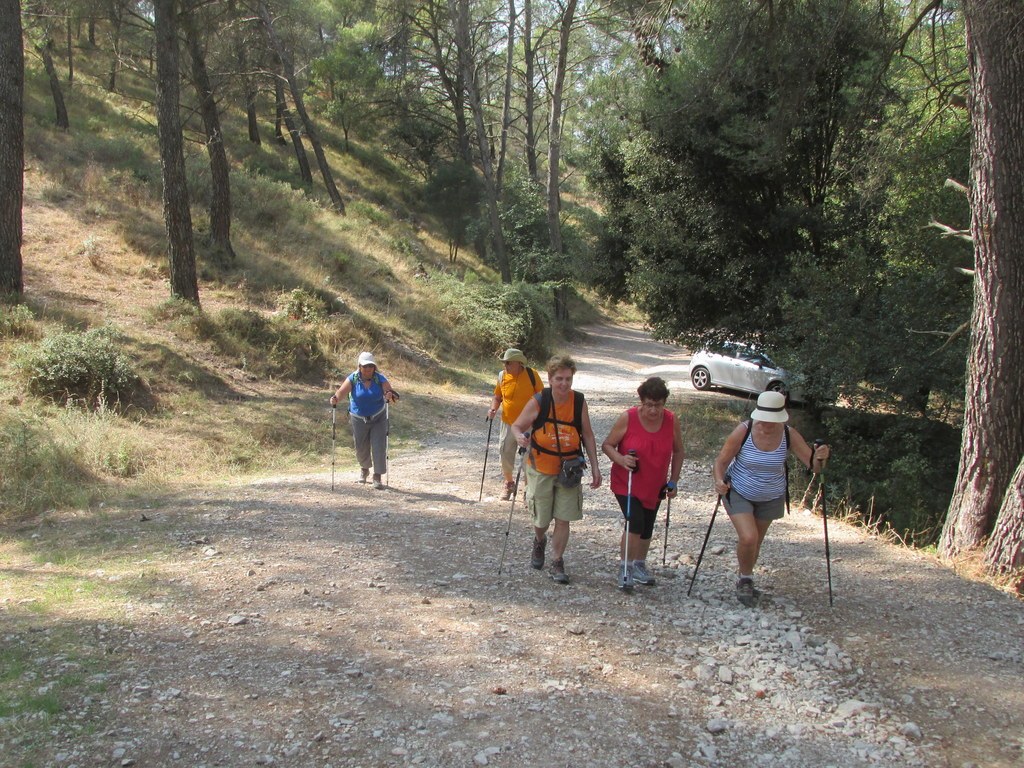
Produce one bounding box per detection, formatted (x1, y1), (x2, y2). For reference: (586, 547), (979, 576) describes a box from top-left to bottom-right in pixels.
(494, 367), (542, 424)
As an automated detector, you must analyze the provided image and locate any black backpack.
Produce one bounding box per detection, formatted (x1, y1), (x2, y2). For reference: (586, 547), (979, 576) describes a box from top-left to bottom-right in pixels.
(530, 388), (585, 458)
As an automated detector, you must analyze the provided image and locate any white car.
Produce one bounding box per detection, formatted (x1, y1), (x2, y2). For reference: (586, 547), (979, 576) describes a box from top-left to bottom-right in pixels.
(689, 342), (803, 402)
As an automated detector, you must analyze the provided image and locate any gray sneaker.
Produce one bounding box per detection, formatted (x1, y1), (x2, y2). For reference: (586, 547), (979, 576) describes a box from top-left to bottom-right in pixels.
(735, 577), (759, 607)
(550, 558), (569, 584)
(530, 535), (547, 569)
(372, 474), (385, 490)
(359, 467), (370, 484)
(632, 560), (655, 586)
(617, 562), (634, 591)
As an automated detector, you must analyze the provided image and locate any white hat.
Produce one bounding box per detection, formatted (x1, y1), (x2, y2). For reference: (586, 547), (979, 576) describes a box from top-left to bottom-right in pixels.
(751, 391), (788, 423)
(501, 348), (528, 365)
(357, 351), (377, 367)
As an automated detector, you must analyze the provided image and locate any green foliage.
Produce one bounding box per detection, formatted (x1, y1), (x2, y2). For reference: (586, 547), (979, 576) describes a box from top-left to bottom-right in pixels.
(0, 302), (37, 339)
(209, 308), (327, 380)
(425, 160), (480, 256)
(822, 411), (960, 542)
(279, 289), (329, 323)
(20, 327), (139, 408)
(0, 413), (92, 519)
(430, 273), (553, 359)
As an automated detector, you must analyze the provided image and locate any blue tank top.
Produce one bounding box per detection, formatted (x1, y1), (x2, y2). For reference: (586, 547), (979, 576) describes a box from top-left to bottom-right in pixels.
(728, 424), (788, 502)
(348, 371), (388, 418)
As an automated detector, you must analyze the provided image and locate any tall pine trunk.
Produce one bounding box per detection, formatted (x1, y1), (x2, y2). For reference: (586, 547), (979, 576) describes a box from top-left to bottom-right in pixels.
(274, 67), (312, 184)
(154, 0), (200, 305)
(257, 0), (345, 213)
(38, 41), (70, 130)
(0, 0), (24, 298)
(940, 0), (1024, 563)
(453, 0), (510, 282)
(546, 0), (576, 321)
(184, 14), (236, 264)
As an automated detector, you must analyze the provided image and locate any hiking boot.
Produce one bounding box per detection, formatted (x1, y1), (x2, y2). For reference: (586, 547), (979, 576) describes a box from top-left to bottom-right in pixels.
(372, 474), (385, 490)
(617, 562), (634, 591)
(530, 535), (547, 569)
(359, 467), (370, 484)
(550, 558), (569, 584)
(632, 560), (655, 586)
(735, 577), (758, 607)
(502, 480), (516, 501)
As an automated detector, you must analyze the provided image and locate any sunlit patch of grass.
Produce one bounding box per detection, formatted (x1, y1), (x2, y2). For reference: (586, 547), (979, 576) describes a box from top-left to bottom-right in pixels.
(676, 397), (751, 460)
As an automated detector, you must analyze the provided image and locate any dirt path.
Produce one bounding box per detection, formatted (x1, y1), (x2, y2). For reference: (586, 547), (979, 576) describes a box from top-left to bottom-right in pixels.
(4, 323), (1023, 768)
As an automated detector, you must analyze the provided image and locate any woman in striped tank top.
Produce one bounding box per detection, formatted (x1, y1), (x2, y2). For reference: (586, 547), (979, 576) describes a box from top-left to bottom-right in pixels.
(712, 391), (830, 606)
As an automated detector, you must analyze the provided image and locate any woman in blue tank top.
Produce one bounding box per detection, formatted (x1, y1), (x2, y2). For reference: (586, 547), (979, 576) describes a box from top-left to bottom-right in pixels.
(712, 391), (829, 606)
(329, 352), (399, 490)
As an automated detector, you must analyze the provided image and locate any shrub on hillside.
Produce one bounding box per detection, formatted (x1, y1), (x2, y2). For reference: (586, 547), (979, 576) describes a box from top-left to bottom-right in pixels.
(212, 308), (327, 380)
(0, 303), (38, 339)
(431, 273), (553, 359)
(279, 289), (328, 323)
(21, 327), (139, 408)
(0, 413), (91, 519)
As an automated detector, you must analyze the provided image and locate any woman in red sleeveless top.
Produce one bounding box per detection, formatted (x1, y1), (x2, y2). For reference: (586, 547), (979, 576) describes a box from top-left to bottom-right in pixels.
(602, 377), (684, 589)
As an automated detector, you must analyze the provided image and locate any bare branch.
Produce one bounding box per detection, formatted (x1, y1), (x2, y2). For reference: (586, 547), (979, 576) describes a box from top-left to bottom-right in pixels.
(929, 219), (973, 242)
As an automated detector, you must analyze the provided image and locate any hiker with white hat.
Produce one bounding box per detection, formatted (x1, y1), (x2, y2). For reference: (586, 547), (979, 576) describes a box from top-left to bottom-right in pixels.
(330, 351), (399, 490)
(712, 391), (829, 606)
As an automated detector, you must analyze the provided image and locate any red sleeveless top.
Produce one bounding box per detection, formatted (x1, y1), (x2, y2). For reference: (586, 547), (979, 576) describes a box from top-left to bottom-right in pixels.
(609, 407), (675, 509)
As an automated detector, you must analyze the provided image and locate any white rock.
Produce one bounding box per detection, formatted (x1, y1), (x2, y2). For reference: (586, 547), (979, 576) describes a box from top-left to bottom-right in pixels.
(706, 718), (729, 734)
(902, 721), (923, 739)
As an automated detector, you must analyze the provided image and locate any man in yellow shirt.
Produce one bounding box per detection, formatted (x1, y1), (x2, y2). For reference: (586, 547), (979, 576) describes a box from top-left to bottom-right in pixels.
(487, 348), (543, 499)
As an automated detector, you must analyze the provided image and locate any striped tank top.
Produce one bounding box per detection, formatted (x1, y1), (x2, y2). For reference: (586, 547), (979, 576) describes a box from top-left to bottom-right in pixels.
(728, 424), (788, 502)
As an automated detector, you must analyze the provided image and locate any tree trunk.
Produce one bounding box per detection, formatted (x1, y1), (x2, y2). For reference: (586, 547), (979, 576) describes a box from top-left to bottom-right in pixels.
(940, 0), (1024, 561)
(245, 82), (261, 144)
(452, 0), (510, 281)
(545, 0), (575, 255)
(495, 0), (516, 193)
(154, 0), (200, 305)
(274, 68), (312, 183)
(986, 455), (1024, 573)
(0, 0), (24, 298)
(257, 0), (345, 214)
(523, 0), (538, 182)
(66, 16), (74, 84)
(236, 45), (261, 145)
(184, 14), (236, 264)
(107, 3), (123, 92)
(38, 41), (70, 131)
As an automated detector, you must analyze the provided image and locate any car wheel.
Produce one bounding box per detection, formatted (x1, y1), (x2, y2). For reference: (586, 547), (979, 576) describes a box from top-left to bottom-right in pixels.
(766, 381), (788, 395)
(691, 366), (711, 391)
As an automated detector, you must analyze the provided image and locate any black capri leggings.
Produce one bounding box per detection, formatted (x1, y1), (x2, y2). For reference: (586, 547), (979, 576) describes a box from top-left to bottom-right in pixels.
(615, 494), (659, 540)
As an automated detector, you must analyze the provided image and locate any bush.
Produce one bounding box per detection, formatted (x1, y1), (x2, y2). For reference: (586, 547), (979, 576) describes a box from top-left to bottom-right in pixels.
(21, 327), (139, 408)
(279, 289), (328, 323)
(0, 413), (91, 519)
(0, 303), (37, 339)
(211, 308), (327, 380)
(822, 411), (960, 542)
(430, 273), (553, 359)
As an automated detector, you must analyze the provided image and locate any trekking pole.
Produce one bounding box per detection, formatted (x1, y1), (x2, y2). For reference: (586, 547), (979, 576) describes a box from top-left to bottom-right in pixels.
(478, 416), (495, 502)
(498, 435), (529, 575)
(661, 491), (671, 567)
(385, 401), (391, 488)
(688, 473), (729, 597)
(814, 440), (833, 607)
(620, 450), (637, 591)
(330, 405), (337, 491)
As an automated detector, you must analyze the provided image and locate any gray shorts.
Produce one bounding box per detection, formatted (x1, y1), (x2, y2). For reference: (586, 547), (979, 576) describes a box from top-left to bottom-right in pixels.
(723, 489), (785, 521)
